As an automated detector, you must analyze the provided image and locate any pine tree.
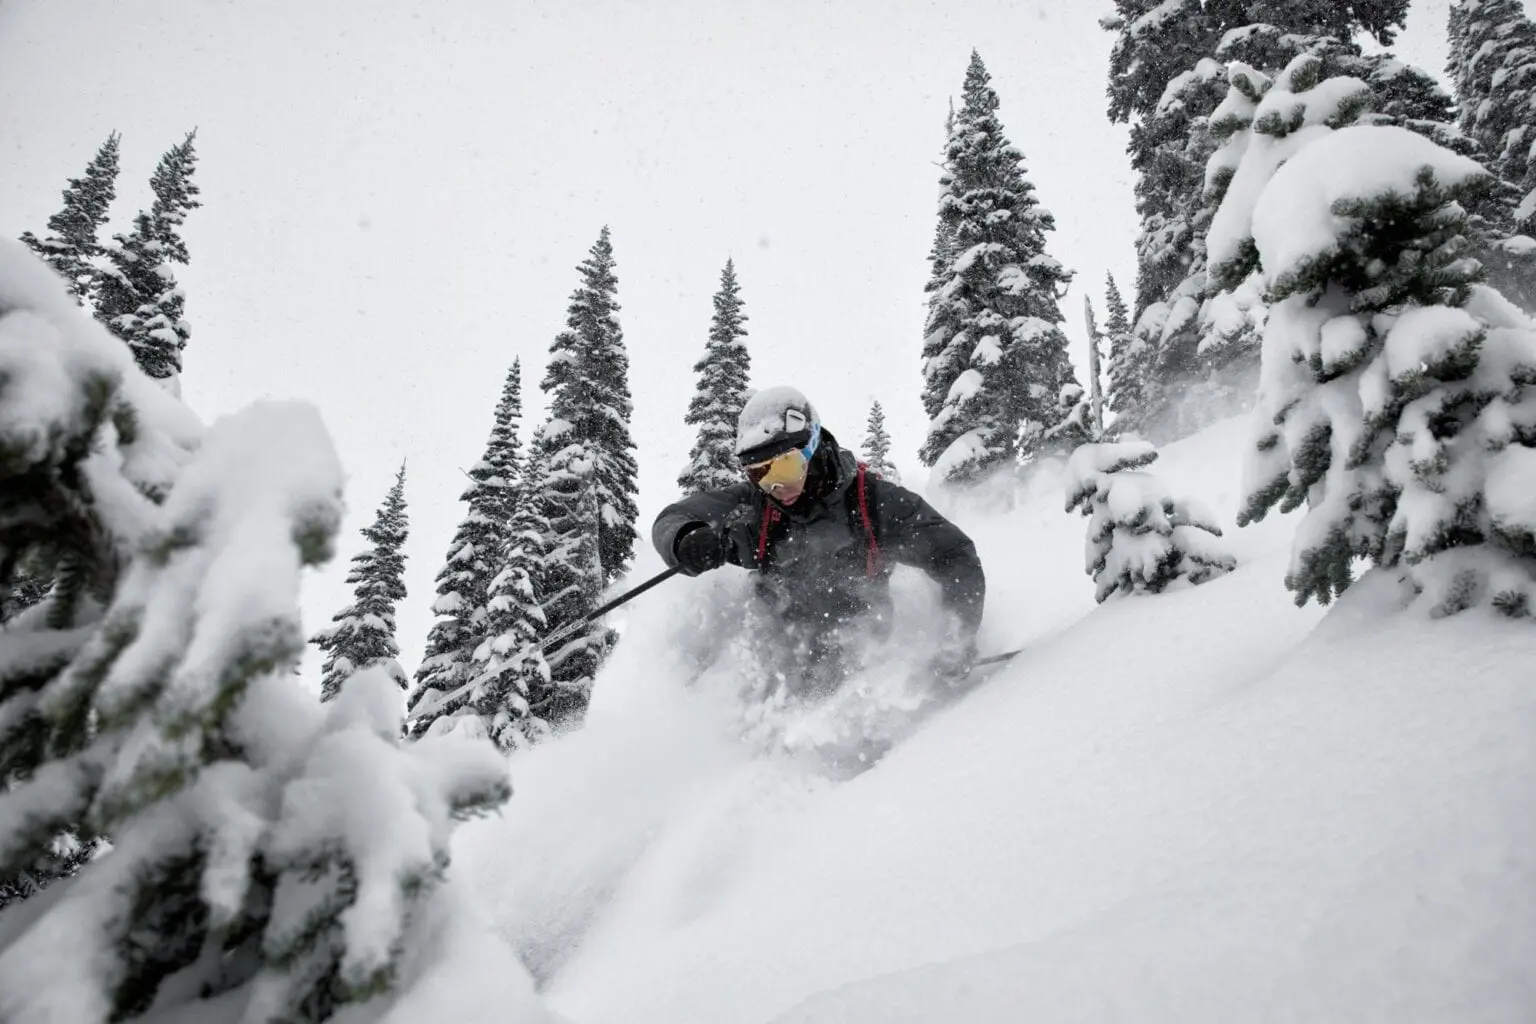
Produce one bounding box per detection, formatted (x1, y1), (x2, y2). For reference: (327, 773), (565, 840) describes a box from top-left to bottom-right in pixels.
(19, 132), (120, 304)
(920, 51), (1078, 483)
(918, 218), (964, 426)
(1065, 441), (1234, 601)
(94, 131), (200, 386)
(861, 400), (900, 481)
(679, 258), (752, 495)
(1447, 0), (1536, 312)
(543, 226), (638, 586)
(919, 103), (965, 428)
(1103, 273), (1150, 432)
(0, 240), (508, 1018)
(1213, 55), (1536, 617)
(525, 425), (608, 724)
(472, 426), (555, 752)
(1104, 2), (1424, 439)
(521, 228), (640, 724)
(406, 359), (525, 738)
(312, 463), (410, 703)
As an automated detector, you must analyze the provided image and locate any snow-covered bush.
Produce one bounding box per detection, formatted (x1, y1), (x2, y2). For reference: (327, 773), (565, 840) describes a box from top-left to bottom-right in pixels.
(1212, 55), (1536, 617)
(0, 241), (511, 1022)
(1065, 441), (1235, 602)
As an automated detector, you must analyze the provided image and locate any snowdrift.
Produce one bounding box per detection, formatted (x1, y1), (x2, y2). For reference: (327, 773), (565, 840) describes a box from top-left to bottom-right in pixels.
(457, 416), (1536, 1024)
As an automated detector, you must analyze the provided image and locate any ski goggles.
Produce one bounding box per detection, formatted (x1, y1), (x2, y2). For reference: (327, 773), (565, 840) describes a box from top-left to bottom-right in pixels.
(743, 424), (820, 490)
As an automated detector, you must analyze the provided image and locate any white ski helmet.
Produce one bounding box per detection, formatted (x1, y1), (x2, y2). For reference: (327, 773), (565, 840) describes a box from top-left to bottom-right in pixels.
(735, 385), (820, 464)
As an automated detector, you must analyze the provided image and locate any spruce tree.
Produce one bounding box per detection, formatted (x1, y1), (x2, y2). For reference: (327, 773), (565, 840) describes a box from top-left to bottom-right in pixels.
(1103, 273), (1150, 432)
(543, 227), (638, 586)
(406, 359), (525, 738)
(1448, 0), (1536, 312)
(918, 218), (964, 426)
(920, 51), (1078, 483)
(1213, 55), (1536, 616)
(0, 240), (508, 1019)
(861, 400), (900, 481)
(312, 463), (410, 703)
(1065, 441), (1234, 601)
(94, 131), (200, 386)
(1104, 2), (1426, 438)
(679, 258), (752, 495)
(524, 426), (608, 725)
(522, 228), (640, 724)
(472, 426), (555, 752)
(919, 104), (966, 428)
(19, 132), (120, 304)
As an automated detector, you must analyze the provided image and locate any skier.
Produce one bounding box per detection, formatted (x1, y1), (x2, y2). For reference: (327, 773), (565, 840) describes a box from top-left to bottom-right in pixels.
(653, 386), (986, 695)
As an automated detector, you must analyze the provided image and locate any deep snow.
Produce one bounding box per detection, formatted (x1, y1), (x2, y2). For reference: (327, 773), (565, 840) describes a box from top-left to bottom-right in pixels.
(456, 416), (1536, 1024)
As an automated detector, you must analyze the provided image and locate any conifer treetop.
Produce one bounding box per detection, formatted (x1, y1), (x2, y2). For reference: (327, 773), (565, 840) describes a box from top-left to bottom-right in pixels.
(861, 399), (900, 481)
(921, 50), (1078, 481)
(407, 358), (526, 737)
(20, 132), (121, 303)
(680, 257), (752, 495)
(94, 130), (201, 382)
(543, 225), (639, 584)
(313, 462), (410, 702)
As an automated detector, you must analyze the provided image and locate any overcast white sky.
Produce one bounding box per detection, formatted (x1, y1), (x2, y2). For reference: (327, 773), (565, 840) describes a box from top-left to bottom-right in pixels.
(0, 0), (1470, 675)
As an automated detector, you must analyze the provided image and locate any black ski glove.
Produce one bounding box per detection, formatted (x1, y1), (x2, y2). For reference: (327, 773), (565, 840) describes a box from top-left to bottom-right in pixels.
(674, 524), (727, 576)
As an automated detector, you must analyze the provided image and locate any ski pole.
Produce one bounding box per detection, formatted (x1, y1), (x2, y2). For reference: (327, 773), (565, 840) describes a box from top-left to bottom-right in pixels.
(534, 564), (683, 657)
(975, 647), (1024, 667)
(408, 564), (684, 723)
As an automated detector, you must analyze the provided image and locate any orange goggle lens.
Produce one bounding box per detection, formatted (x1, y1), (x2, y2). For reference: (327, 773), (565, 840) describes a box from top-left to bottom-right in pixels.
(744, 448), (809, 489)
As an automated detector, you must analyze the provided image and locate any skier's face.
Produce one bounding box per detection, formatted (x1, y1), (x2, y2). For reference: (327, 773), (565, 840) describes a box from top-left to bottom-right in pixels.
(744, 427), (818, 502)
(769, 475), (806, 505)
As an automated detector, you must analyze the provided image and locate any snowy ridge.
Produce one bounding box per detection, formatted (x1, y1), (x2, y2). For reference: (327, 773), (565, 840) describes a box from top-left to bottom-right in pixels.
(457, 416), (1536, 1023)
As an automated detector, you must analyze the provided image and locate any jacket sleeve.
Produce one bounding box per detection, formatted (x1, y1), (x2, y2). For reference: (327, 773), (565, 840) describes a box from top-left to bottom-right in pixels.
(652, 483), (760, 569)
(874, 480), (986, 635)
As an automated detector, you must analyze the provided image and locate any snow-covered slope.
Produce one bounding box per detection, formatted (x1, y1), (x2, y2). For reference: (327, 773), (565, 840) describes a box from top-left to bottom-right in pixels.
(457, 417), (1536, 1024)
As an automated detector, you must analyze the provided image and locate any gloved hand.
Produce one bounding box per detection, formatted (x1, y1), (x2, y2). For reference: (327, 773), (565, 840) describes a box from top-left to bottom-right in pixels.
(674, 524), (727, 576)
(928, 636), (978, 687)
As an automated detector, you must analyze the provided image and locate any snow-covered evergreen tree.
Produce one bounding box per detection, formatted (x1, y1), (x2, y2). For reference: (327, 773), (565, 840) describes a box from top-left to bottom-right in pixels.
(94, 131), (200, 387)
(470, 426), (555, 752)
(406, 359), (525, 739)
(1447, 0), (1536, 312)
(524, 426), (608, 725)
(1103, 273), (1150, 432)
(0, 239), (509, 1021)
(1450, 0), (1536, 231)
(679, 258), (751, 495)
(1212, 55), (1536, 617)
(1066, 440), (1234, 602)
(919, 104), (965, 430)
(860, 400), (900, 481)
(544, 226), (638, 585)
(1104, 1), (1431, 439)
(312, 463), (410, 702)
(520, 228), (639, 723)
(19, 132), (120, 304)
(920, 51), (1079, 483)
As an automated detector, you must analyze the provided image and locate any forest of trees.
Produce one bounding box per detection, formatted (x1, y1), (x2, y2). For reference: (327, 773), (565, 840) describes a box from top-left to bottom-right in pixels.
(1, 1), (1534, 1017)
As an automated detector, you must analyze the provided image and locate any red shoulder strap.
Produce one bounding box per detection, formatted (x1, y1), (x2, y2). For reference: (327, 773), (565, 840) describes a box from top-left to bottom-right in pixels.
(756, 500), (779, 566)
(856, 462), (885, 579)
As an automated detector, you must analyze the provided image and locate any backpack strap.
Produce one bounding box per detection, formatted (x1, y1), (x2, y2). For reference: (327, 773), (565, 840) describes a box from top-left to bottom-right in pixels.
(756, 499), (780, 567)
(856, 462), (885, 579)
(755, 465), (884, 578)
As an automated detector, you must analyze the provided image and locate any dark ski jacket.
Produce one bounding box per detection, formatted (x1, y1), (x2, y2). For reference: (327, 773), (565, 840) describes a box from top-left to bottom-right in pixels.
(652, 431), (985, 636)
